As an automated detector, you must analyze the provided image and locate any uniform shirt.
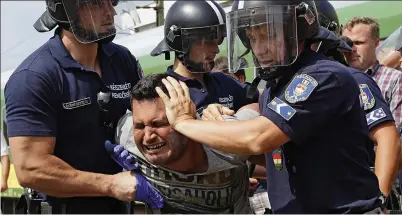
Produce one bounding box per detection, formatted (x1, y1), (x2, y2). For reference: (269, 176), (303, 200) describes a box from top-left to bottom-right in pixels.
(260, 49), (381, 213)
(4, 28), (142, 212)
(166, 67), (259, 116)
(116, 110), (259, 214)
(264, 67), (394, 214)
(351, 68), (395, 165)
(367, 61), (402, 128)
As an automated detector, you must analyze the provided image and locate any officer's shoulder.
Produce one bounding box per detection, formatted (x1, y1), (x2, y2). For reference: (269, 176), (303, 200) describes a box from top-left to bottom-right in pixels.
(105, 42), (137, 60)
(9, 42), (60, 83)
(210, 71), (243, 84)
(303, 59), (354, 81)
(348, 67), (377, 84)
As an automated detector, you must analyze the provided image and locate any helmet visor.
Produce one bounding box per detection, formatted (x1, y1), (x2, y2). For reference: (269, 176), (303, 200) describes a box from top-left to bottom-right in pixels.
(178, 24), (226, 73)
(227, 5), (299, 74)
(61, 0), (136, 43)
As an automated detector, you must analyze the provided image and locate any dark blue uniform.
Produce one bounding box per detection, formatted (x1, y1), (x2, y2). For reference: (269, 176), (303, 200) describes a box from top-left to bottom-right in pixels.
(351, 68), (395, 165)
(259, 50), (381, 213)
(5, 28), (142, 213)
(166, 66), (259, 114)
(263, 67), (394, 213)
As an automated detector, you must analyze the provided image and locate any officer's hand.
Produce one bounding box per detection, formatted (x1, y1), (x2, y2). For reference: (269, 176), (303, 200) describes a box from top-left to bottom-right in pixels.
(134, 172), (164, 208)
(156, 77), (196, 127)
(202, 104), (235, 121)
(105, 140), (139, 171)
(110, 171), (164, 208)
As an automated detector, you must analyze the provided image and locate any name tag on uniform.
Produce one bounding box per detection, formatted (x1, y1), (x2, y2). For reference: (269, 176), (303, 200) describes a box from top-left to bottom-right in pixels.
(62, 97), (91, 110)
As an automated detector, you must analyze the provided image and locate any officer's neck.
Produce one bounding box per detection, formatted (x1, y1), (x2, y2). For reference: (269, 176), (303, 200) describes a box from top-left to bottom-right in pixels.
(173, 58), (205, 85)
(61, 30), (100, 75)
(162, 139), (208, 174)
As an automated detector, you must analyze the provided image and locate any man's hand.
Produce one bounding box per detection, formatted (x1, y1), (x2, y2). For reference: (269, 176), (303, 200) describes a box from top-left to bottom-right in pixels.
(1, 180), (8, 192)
(202, 104), (235, 121)
(155, 76), (196, 127)
(105, 140), (139, 171)
(110, 171), (164, 208)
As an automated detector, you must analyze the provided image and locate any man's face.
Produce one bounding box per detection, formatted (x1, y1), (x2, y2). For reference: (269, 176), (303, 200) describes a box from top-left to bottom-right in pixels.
(247, 24), (285, 67)
(132, 98), (188, 165)
(342, 24), (379, 70)
(77, 0), (117, 35)
(188, 37), (222, 72)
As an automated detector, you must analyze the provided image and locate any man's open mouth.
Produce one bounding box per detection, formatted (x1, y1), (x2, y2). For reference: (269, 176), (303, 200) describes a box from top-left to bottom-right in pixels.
(144, 143), (167, 151)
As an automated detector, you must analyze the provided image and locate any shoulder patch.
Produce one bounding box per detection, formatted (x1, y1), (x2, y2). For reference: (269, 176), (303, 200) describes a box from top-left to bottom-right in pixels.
(284, 74), (318, 103)
(359, 84), (375, 111)
(267, 97), (296, 121)
(366, 108), (386, 126)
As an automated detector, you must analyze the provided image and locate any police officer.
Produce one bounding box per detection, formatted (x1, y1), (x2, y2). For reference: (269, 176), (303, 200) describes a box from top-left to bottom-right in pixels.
(4, 0), (162, 213)
(150, 0), (259, 117)
(154, 0), (385, 213)
(314, 0), (401, 211)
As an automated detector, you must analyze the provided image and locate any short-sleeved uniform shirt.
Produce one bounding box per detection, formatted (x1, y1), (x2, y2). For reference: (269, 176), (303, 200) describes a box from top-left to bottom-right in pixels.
(352, 68), (395, 165)
(5, 29), (142, 212)
(260, 50), (381, 213)
(166, 67), (259, 116)
(264, 67), (394, 213)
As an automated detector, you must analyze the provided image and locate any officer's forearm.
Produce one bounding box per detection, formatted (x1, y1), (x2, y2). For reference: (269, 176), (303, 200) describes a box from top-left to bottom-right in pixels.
(174, 116), (288, 155)
(1, 155), (10, 184)
(17, 154), (115, 198)
(371, 123), (401, 196)
(9, 136), (115, 198)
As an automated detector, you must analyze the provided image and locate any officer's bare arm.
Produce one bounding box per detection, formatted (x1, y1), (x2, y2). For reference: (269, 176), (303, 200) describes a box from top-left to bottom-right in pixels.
(370, 122), (401, 196)
(175, 117), (289, 155)
(9, 136), (128, 198)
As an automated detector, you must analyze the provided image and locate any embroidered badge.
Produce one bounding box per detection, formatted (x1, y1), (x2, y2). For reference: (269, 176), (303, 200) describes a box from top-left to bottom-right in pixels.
(366, 108), (386, 126)
(273, 149), (283, 171)
(284, 74), (318, 103)
(267, 97), (296, 121)
(359, 84), (375, 111)
(62, 97), (91, 110)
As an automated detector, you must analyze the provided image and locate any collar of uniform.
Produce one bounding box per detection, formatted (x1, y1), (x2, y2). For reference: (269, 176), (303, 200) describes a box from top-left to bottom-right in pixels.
(292, 49), (325, 70)
(49, 28), (117, 70)
(166, 66), (212, 83)
(100, 43), (117, 57)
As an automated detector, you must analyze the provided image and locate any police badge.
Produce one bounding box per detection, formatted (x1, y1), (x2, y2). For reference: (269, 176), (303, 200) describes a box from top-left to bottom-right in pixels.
(359, 84), (375, 111)
(285, 74), (318, 103)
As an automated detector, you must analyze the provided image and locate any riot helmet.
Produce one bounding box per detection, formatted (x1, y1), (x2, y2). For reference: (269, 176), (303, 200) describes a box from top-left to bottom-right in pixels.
(34, 0), (123, 44)
(150, 0), (227, 73)
(227, 0), (320, 81)
(314, 0), (351, 65)
(315, 0), (340, 34)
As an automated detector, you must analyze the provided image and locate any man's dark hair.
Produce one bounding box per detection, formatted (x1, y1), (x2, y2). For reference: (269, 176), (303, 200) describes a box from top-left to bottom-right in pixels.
(130, 73), (171, 101)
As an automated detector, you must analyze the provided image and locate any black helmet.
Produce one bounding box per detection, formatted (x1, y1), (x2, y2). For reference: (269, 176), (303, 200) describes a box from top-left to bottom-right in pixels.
(34, 0), (120, 44)
(315, 0), (340, 34)
(227, 0), (320, 82)
(150, 0), (226, 73)
(314, 0), (352, 65)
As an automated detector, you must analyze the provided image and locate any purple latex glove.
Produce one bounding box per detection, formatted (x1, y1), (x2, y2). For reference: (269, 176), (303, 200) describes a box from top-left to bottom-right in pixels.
(105, 140), (139, 171)
(135, 173), (164, 208)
